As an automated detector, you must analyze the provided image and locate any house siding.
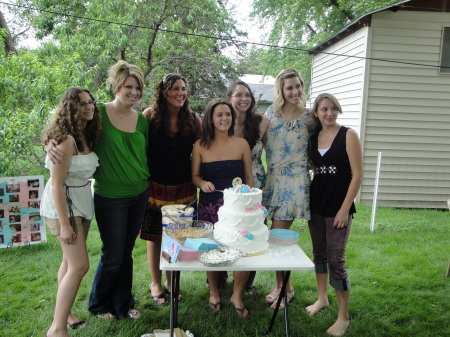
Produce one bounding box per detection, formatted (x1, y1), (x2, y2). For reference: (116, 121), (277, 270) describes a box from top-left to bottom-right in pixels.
(361, 10), (450, 208)
(309, 28), (369, 135)
(309, 8), (450, 209)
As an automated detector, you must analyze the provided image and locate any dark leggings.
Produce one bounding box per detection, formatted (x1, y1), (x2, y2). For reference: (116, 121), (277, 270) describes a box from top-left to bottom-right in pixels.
(308, 213), (351, 291)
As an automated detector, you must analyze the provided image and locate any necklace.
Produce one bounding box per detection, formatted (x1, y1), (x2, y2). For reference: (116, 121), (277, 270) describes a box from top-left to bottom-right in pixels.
(111, 103), (133, 120)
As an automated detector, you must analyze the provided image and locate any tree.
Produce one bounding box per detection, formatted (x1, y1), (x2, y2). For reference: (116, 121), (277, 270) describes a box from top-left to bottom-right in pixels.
(0, 10), (17, 54)
(16, 0), (246, 109)
(0, 42), (99, 176)
(249, 0), (399, 88)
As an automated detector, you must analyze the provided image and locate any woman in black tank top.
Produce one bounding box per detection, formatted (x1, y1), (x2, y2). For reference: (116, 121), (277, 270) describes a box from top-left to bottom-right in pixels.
(306, 93), (363, 336)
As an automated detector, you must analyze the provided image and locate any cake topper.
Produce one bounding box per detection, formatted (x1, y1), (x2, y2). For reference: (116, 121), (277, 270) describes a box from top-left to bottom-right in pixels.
(232, 177), (242, 186)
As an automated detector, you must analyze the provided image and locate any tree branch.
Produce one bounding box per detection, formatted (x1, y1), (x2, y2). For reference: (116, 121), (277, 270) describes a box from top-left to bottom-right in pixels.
(0, 9), (17, 54)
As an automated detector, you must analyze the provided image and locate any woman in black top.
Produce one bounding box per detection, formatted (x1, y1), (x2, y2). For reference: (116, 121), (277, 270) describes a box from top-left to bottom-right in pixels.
(140, 73), (202, 304)
(306, 93), (363, 336)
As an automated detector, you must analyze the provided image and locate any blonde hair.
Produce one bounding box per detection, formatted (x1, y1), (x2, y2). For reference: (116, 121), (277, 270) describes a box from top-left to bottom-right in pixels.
(272, 68), (307, 115)
(107, 60), (144, 101)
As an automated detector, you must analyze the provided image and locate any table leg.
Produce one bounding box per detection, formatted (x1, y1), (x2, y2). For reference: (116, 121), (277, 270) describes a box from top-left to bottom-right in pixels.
(169, 270), (181, 337)
(263, 270), (291, 336)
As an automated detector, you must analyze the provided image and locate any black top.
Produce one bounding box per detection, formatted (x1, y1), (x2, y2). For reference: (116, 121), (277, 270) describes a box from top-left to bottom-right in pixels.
(147, 114), (196, 185)
(309, 126), (356, 217)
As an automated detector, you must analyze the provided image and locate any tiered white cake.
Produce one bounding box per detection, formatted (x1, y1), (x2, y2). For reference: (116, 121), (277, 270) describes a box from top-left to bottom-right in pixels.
(213, 185), (269, 256)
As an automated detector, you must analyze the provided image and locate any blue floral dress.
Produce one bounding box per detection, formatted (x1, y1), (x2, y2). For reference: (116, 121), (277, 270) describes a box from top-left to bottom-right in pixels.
(263, 106), (315, 220)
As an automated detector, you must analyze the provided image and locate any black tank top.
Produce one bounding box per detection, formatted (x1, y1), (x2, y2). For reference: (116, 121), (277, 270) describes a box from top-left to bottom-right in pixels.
(147, 114), (196, 185)
(309, 126), (356, 217)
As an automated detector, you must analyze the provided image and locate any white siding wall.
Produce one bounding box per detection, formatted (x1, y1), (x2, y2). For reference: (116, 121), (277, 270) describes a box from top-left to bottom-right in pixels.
(361, 10), (450, 208)
(309, 27), (369, 135)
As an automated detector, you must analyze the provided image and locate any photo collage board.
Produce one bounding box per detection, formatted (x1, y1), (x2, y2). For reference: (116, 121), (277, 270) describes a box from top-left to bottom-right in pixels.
(0, 175), (47, 248)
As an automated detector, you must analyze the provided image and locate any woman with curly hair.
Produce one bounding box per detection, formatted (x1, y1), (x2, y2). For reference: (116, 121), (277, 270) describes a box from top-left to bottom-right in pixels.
(41, 87), (101, 337)
(140, 73), (202, 304)
(47, 61), (150, 320)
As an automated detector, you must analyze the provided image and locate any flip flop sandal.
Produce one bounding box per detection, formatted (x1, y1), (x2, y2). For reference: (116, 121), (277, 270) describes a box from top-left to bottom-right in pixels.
(270, 290), (295, 310)
(67, 320), (86, 329)
(230, 302), (250, 319)
(209, 301), (221, 312)
(265, 290), (281, 304)
(246, 284), (257, 295)
(152, 293), (168, 305)
(164, 287), (182, 302)
(128, 309), (140, 319)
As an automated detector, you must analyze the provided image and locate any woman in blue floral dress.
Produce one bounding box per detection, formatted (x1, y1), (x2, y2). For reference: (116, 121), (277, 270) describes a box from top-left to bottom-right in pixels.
(263, 68), (315, 310)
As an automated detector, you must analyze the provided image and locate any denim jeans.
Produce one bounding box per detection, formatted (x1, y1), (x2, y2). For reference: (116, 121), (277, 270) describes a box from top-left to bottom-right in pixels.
(88, 189), (149, 318)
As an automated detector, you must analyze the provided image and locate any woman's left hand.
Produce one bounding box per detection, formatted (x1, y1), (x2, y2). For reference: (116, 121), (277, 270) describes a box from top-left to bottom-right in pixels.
(333, 209), (349, 228)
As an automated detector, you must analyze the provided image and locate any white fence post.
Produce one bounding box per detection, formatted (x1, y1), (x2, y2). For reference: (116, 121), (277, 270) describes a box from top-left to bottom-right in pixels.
(370, 152), (382, 233)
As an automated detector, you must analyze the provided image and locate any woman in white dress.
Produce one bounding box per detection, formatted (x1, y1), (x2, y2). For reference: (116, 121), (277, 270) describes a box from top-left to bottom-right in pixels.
(41, 87), (101, 337)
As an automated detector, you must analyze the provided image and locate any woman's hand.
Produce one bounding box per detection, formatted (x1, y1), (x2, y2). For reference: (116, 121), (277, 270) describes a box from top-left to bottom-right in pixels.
(333, 208), (349, 228)
(201, 181), (215, 193)
(60, 225), (77, 244)
(46, 139), (64, 164)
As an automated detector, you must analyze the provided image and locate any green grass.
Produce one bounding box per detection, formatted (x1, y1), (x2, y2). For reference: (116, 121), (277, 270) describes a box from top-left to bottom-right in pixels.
(1, 205), (449, 337)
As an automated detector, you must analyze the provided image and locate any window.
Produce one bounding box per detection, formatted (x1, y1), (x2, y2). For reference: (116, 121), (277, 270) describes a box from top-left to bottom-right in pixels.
(440, 27), (450, 74)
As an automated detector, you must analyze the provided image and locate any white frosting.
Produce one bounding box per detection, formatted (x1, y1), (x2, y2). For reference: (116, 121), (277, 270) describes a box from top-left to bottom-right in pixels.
(214, 187), (269, 256)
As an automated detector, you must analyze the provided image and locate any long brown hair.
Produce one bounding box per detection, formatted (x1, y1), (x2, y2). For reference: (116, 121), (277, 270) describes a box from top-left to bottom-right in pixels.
(44, 87), (102, 152)
(226, 80), (262, 149)
(150, 73), (194, 137)
(200, 98), (236, 149)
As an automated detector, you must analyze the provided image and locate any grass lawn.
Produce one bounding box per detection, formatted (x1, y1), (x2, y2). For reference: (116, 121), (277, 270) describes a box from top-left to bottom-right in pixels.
(0, 204), (449, 337)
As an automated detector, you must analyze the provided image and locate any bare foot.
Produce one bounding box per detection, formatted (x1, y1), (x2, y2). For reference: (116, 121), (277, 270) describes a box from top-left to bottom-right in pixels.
(305, 299), (329, 316)
(326, 318), (350, 336)
(46, 326), (71, 337)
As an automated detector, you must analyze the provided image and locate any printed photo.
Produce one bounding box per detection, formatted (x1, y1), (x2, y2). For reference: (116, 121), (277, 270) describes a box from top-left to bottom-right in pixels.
(9, 194), (19, 202)
(9, 215), (21, 223)
(31, 232), (41, 242)
(6, 183), (20, 193)
(29, 190), (39, 199)
(0, 188), (4, 196)
(28, 201), (40, 209)
(0, 222), (3, 231)
(29, 213), (41, 221)
(28, 179), (40, 188)
(10, 224), (22, 232)
(30, 223), (40, 232)
(0, 234), (4, 244)
(11, 233), (21, 243)
(9, 205), (21, 213)
(0, 209), (4, 218)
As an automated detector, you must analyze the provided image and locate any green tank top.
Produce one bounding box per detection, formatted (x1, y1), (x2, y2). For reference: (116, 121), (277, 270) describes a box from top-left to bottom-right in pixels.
(93, 103), (150, 198)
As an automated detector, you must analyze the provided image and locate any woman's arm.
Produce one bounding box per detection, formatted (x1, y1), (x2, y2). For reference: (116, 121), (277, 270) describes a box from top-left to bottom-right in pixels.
(259, 115), (270, 148)
(333, 129), (363, 228)
(51, 138), (77, 243)
(191, 140), (215, 192)
(143, 107), (155, 119)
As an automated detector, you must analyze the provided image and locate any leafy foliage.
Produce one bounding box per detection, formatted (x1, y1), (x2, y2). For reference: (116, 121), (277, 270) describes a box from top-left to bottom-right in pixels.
(1, 0), (248, 176)
(0, 43), (98, 176)
(16, 0), (245, 108)
(248, 0), (400, 87)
